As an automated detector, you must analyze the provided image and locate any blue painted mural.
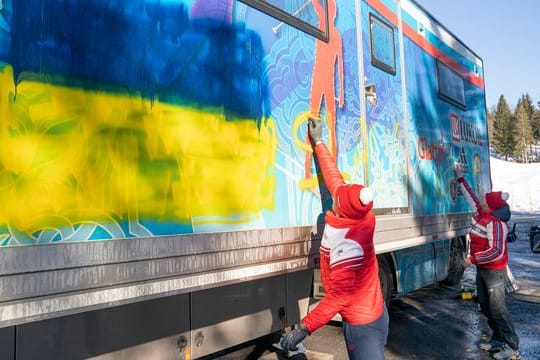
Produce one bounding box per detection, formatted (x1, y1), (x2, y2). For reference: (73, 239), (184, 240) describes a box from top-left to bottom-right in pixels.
(0, 0), (489, 246)
(0, 0), (281, 245)
(7, 0), (268, 125)
(402, 12), (489, 216)
(362, 1), (408, 210)
(0, 0), (369, 245)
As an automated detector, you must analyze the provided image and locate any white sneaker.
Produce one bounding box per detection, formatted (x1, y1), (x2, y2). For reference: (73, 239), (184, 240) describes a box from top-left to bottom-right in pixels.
(492, 344), (521, 360)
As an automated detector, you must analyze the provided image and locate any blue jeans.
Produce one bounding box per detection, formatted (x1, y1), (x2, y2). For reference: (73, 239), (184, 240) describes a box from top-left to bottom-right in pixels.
(476, 268), (519, 350)
(342, 307), (389, 360)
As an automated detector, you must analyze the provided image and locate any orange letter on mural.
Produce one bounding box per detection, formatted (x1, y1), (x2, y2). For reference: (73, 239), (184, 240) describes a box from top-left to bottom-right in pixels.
(305, 0), (344, 182)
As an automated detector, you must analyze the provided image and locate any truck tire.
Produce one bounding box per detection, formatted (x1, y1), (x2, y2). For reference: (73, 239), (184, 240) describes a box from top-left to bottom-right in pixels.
(443, 236), (466, 285)
(377, 254), (394, 306)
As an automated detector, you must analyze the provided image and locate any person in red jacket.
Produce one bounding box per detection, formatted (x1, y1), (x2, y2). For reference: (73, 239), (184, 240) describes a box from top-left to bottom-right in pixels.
(279, 119), (388, 360)
(454, 165), (520, 360)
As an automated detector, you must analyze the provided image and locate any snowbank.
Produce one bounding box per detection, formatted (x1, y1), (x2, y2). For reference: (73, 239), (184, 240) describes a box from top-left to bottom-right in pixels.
(490, 157), (540, 211)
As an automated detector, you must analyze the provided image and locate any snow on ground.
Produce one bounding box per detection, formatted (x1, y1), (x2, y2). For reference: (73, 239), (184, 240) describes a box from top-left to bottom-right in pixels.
(490, 157), (540, 211)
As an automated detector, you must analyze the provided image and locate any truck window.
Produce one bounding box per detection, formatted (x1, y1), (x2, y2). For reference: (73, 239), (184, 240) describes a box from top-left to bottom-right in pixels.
(436, 60), (466, 109)
(239, 0), (329, 42)
(369, 13), (396, 75)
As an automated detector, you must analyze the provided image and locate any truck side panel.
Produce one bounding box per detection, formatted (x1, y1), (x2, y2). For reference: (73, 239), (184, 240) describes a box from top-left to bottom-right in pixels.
(1, 0), (281, 244)
(360, 0), (409, 210)
(0, 1), (425, 243)
(358, 0), (489, 297)
(0, 1), (483, 356)
(0, 0), (377, 245)
(401, 0), (490, 215)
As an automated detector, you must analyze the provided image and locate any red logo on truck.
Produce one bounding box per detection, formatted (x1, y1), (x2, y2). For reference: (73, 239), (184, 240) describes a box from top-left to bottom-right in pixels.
(418, 137), (444, 161)
(451, 113), (460, 142)
(450, 113), (483, 146)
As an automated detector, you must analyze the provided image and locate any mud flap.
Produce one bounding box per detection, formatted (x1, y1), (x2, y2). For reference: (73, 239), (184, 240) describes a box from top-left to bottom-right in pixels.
(444, 237), (466, 286)
(530, 225), (540, 253)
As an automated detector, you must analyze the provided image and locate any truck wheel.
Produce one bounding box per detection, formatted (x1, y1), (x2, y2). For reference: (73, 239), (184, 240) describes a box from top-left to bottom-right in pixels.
(377, 255), (393, 307)
(443, 236), (465, 285)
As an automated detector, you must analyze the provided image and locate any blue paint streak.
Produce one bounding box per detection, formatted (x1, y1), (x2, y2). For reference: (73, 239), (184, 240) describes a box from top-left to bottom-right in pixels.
(139, 220), (193, 236)
(0, 0), (11, 61)
(6, 0), (268, 124)
(404, 35), (488, 216)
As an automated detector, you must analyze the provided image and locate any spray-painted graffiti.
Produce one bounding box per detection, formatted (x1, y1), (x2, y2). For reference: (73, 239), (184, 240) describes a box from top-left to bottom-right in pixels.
(361, 0), (408, 209)
(367, 121), (407, 205)
(304, 0), (344, 188)
(0, 0), (276, 245)
(262, 0), (362, 220)
(0, 64), (277, 244)
(0, 0), (411, 245)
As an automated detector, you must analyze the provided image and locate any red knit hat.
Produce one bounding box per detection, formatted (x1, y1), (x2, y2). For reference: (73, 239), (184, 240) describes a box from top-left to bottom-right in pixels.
(485, 191), (509, 210)
(334, 184), (374, 219)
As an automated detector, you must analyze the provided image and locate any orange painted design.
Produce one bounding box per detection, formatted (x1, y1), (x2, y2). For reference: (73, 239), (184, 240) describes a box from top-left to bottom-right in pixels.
(366, 0), (484, 89)
(368, 0), (398, 25)
(305, 0), (344, 180)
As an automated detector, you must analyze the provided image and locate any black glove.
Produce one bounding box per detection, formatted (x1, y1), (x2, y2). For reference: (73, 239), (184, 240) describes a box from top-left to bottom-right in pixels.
(279, 323), (309, 352)
(308, 118), (323, 145)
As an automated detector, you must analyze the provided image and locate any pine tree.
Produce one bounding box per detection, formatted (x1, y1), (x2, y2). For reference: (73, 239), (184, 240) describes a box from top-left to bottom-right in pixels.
(521, 94), (537, 159)
(492, 95), (515, 160)
(514, 97), (533, 162)
(522, 94), (535, 119)
(533, 103), (540, 161)
(487, 106), (496, 143)
(533, 100), (540, 143)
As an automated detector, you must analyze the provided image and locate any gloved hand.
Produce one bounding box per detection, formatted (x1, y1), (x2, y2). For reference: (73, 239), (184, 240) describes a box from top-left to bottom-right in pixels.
(279, 322), (309, 352)
(453, 163), (463, 178)
(308, 117), (323, 145)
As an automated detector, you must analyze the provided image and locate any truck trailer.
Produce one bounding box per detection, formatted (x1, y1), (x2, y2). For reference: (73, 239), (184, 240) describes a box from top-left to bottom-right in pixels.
(0, 0), (490, 358)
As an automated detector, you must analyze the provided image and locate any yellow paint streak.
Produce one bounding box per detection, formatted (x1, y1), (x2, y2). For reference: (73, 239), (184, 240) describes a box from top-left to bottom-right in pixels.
(0, 66), (276, 232)
(358, 116), (369, 182)
(294, 111), (354, 191)
(292, 111), (334, 155)
(293, 110), (315, 153)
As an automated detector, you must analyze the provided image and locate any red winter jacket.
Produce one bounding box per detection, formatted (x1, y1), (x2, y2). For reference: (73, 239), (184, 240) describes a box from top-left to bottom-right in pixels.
(458, 177), (508, 270)
(302, 143), (384, 334)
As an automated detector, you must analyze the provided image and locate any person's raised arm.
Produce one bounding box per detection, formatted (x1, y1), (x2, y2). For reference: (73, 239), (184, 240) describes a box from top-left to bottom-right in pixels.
(308, 118), (344, 196)
(454, 164), (482, 214)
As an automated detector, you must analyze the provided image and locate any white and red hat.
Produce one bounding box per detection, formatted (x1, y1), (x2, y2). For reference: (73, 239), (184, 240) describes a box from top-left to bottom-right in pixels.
(334, 184), (374, 218)
(485, 191), (509, 210)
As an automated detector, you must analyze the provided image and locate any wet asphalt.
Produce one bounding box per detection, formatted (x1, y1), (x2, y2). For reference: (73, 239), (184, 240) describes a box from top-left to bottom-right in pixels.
(213, 212), (540, 359)
(304, 211), (540, 360)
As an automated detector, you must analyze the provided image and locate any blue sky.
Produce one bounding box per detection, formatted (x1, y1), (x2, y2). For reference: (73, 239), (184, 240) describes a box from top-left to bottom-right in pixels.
(414, 0), (540, 110)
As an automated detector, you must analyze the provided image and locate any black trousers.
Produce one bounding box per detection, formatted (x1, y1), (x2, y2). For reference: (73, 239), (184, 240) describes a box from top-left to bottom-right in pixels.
(343, 306), (389, 360)
(476, 267), (519, 350)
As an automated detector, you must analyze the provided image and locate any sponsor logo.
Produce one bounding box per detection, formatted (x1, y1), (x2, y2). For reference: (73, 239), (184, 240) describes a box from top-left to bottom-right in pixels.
(418, 137), (444, 161)
(450, 113), (483, 146)
(451, 113), (461, 141)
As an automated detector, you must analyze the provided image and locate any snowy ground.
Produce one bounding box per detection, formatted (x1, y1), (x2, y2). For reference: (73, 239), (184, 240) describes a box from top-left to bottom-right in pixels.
(506, 211), (540, 300)
(490, 157), (540, 211)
